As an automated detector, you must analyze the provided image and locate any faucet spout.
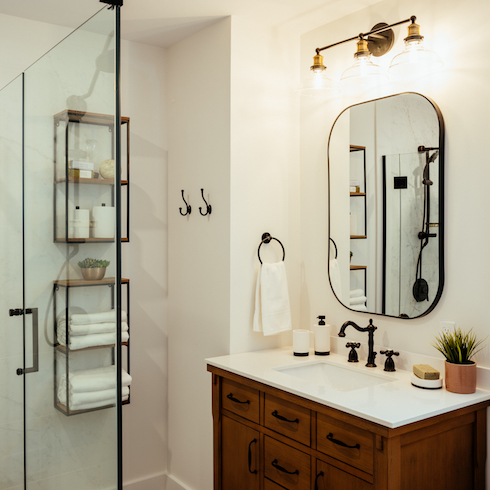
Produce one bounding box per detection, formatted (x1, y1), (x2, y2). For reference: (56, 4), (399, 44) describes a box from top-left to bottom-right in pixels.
(338, 319), (377, 368)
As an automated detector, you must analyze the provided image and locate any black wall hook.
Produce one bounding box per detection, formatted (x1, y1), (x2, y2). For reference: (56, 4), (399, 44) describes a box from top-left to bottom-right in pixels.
(179, 190), (191, 216)
(199, 188), (212, 216)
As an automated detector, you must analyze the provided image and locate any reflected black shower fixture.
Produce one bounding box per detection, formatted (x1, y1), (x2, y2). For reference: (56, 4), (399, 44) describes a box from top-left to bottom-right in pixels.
(413, 146), (439, 302)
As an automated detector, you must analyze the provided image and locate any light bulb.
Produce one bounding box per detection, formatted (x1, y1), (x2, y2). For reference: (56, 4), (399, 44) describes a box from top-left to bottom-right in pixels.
(340, 39), (388, 91)
(298, 54), (340, 97)
(389, 19), (443, 77)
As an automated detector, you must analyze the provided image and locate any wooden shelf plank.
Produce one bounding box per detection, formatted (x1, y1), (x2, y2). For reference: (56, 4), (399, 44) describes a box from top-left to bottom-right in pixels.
(54, 277), (129, 287)
(350, 235), (367, 239)
(350, 265), (367, 270)
(55, 237), (117, 243)
(350, 192), (366, 196)
(56, 177), (114, 185)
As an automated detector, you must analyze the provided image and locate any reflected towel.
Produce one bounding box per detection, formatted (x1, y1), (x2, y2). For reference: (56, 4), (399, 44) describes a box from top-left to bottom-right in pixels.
(349, 289), (364, 298)
(58, 366), (132, 393)
(253, 262), (292, 336)
(350, 304), (367, 312)
(57, 320), (128, 336)
(70, 310), (127, 325)
(58, 330), (129, 350)
(329, 259), (342, 300)
(58, 386), (129, 409)
(350, 296), (367, 306)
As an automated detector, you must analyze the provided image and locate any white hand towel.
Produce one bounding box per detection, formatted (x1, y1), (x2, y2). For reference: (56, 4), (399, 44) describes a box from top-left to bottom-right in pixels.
(350, 304), (367, 312)
(58, 331), (129, 350)
(57, 320), (128, 336)
(58, 366), (132, 393)
(349, 296), (367, 306)
(329, 259), (342, 300)
(349, 289), (364, 298)
(58, 386), (129, 408)
(253, 262), (292, 336)
(70, 309), (127, 325)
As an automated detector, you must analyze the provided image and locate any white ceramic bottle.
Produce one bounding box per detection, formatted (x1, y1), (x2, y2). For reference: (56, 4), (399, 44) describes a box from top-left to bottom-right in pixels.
(314, 315), (330, 356)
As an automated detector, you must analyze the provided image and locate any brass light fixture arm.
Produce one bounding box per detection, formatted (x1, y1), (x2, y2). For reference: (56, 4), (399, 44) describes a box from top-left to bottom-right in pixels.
(315, 16), (415, 55)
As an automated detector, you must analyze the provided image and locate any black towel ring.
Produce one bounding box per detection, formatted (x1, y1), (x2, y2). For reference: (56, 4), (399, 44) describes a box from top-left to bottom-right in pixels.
(329, 238), (338, 259)
(258, 232), (285, 264)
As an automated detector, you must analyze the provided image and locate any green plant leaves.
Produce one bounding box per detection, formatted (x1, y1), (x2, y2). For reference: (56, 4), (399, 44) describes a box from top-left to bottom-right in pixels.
(78, 258), (110, 269)
(432, 327), (487, 364)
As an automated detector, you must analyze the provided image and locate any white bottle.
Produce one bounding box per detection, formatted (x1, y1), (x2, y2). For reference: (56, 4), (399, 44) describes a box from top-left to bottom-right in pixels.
(314, 316), (330, 356)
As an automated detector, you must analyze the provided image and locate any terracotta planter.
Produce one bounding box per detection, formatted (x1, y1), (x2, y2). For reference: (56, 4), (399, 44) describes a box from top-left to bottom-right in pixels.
(445, 360), (477, 394)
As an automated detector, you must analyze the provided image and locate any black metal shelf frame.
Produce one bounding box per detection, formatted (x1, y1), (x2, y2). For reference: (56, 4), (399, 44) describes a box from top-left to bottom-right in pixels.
(52, 279), (130, 416)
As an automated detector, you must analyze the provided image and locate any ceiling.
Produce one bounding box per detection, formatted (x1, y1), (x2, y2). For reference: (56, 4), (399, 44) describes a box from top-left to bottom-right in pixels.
(0, 0), (381, 47)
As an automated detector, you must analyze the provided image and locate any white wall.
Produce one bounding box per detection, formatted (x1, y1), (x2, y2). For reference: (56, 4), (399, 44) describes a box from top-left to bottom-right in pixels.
(300, 0), (490, 482)
(166, 18), (232, 490)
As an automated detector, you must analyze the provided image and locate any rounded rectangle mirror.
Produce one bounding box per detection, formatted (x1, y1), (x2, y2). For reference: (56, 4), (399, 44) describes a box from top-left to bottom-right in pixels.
(328, 92), (444, 319)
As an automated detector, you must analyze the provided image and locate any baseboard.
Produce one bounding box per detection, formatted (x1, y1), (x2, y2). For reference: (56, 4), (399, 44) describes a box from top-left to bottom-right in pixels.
(165, 473), (194, 490)
(123, 472), (167, 489)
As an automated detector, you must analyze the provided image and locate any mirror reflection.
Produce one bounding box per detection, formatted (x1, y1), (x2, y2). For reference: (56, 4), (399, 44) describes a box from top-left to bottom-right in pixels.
(328, 93), (444, 318)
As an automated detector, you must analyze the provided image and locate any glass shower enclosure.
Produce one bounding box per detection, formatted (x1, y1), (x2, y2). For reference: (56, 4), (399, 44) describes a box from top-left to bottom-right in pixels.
(0, 5), (123, 489)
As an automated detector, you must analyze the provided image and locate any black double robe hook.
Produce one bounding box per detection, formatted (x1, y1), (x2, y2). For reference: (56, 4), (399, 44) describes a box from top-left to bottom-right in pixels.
(199, 188), (212, 216)
(179, 190), (191, 216)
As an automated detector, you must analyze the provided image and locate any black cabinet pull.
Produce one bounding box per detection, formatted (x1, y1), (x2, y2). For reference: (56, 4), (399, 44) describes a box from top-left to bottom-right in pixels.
(315, 471), (324, 490)
(271, 459), (299, 475)
(271, 410), (299, 424)
(326, 432), (360, 449)
(248, 439), (257, 474)
(226, 393), (250, 404)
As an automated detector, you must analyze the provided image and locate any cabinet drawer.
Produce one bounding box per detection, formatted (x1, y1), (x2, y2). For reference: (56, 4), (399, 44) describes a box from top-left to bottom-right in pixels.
(264, 394), (311, 446)
(221, 378), (260, 424)
(315, 459), (373, 489)
(264, 436), (310, 490)
(317, 413), (373, 474)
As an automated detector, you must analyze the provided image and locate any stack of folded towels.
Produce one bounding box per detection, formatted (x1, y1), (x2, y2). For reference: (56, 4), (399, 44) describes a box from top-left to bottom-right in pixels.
(57, 309), (129, 350)
(349, 289), (367, 311)
(58, 365), (132, 411)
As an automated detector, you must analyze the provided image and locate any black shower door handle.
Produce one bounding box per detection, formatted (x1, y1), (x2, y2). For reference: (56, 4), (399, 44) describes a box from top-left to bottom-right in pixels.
(15, 308), (39, 375)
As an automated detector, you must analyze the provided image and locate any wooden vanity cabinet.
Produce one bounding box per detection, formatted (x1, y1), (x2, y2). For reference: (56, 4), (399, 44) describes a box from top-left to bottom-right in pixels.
(208, 365), (489, 490)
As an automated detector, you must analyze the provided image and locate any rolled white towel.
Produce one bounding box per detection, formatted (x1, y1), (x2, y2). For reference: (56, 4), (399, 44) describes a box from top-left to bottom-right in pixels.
(350, 296), (367, 306)
(58, 366), (132, 393)
(58, 386), (129, 409)
(58, 331), (129, 350)
(57, 320), (128, 336)
(349, 289), (364, 298)
(350, 304), (367, 312)
(70, 310), (127, 325)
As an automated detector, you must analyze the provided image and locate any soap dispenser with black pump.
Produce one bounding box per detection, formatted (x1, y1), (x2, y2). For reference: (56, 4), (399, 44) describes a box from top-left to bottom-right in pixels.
(314, 315), (330, 356)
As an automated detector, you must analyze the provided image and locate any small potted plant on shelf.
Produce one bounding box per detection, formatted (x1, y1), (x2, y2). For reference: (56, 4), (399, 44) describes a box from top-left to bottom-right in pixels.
(432, 327), (487, 394)
(78, 258), (110, 281)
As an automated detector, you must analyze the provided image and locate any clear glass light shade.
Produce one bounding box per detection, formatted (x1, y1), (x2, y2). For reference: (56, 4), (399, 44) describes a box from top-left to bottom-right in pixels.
(389, 39), (444, 77)
(298, 69), (340, 97)
(340, 54), (388, 90)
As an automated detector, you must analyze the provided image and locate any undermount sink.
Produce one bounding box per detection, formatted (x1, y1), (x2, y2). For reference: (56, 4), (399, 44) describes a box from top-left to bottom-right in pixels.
(273, 360), (396, 392)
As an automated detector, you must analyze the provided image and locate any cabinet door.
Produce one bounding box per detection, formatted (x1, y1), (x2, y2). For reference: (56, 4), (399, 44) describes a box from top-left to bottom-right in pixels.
(315, 460), (372, 490)
(222, 416), (260, 489)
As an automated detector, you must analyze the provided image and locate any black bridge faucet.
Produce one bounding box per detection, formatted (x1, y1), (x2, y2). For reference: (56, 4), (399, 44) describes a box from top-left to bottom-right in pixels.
(338, 319), (377, 367)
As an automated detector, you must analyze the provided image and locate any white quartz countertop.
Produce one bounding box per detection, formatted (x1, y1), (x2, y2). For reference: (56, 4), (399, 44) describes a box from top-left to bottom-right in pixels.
(206, 346), (490, 429)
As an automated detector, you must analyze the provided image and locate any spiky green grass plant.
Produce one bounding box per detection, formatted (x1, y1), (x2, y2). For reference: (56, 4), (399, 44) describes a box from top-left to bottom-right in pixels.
(433, 327), (487, 364)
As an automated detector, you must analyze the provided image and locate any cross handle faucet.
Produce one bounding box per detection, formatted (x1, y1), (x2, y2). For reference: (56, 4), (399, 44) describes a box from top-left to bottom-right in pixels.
(338, 318), (377, 367)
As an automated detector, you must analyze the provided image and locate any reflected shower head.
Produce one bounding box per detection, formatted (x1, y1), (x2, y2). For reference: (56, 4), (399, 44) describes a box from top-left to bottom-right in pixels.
(427, 150), (439, 163)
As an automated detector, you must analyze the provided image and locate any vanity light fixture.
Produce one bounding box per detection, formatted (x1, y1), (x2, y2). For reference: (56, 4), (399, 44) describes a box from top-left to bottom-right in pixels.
(300, 15), (442, 96)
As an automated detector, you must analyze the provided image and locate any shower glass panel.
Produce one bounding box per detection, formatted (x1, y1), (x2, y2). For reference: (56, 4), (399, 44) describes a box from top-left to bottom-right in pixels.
(383, 152), (439, 318)
(0, 76), (24, 490)
(0, 6), (121, 490)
